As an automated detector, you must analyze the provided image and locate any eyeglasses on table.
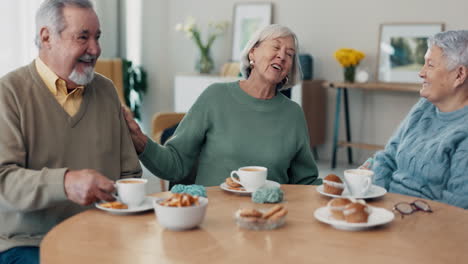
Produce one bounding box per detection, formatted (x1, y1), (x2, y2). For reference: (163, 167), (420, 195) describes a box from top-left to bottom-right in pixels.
(393, 200), (432, 218)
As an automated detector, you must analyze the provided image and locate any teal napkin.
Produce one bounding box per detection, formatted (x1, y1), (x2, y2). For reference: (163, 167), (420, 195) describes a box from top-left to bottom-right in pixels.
(170, 184), (207, 197)
(252, 186), (283, 203)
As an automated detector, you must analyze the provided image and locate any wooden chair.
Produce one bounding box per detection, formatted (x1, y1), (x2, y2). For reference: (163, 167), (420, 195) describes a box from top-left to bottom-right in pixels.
(94, 58), (126, 105)
(152, 112), (186, 191)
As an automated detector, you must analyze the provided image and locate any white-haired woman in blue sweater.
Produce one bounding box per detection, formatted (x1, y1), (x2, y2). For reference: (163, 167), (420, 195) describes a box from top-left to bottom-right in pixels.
(371, 30), (468, 209)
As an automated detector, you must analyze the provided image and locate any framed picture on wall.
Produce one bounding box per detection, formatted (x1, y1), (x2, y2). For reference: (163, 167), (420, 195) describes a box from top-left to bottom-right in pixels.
(377, 22), (445, 83)
(231, 3), (272, 61)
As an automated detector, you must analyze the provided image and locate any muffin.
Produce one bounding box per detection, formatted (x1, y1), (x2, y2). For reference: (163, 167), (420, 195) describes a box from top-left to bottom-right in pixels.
(327, 198), (352, 220)
(323, 174), (345, 195)
(343, 199), (371, 223)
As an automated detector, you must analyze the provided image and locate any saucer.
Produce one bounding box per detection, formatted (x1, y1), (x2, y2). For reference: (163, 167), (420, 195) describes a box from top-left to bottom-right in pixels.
(95, 197), (154, 214)
(313, 206), (394, 231)
(316, 184), (387, 199)
(220, 180), (280, 195)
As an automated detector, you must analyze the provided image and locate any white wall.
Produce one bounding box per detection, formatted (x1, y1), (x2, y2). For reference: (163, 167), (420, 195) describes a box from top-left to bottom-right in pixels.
(94, 0), (121, 58)
(100, 0), (468, 165)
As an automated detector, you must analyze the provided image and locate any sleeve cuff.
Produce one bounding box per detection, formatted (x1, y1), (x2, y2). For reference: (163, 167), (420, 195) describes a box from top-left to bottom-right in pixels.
(138, 136), (158, 162)
(43, 167), (69, 202)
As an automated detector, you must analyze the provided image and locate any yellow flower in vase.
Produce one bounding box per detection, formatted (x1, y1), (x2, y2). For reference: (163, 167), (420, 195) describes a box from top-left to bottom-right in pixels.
(334, 48), (365, 82)
(175, 17), (229, 74)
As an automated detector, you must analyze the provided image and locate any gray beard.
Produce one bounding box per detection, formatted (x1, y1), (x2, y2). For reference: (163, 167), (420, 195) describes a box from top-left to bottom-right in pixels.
(68, 66), (95, 85)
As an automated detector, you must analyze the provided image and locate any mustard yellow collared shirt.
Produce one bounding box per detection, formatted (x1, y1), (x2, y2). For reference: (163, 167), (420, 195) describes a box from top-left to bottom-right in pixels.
(35, 58), (84, 116)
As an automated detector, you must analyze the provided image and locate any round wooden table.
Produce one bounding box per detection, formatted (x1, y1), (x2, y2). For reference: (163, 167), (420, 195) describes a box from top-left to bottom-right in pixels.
(40, 185), (467, 263)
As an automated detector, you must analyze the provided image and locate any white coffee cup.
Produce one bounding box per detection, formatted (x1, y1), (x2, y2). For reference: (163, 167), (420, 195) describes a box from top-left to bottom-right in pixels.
(115, 178), (147, 207)
(230, 166), (267, 192)
(343, 169), (373, 197)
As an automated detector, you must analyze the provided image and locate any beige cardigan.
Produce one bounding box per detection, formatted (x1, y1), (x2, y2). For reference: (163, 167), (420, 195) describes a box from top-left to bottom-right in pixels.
(0, 61), (142, 251)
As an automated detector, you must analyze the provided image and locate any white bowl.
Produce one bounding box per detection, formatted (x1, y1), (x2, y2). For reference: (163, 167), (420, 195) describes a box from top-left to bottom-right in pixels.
(153, 197), (208, 230)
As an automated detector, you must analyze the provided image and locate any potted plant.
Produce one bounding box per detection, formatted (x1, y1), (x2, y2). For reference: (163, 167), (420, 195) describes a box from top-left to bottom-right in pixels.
(122, 59), (147, 120)
(175, 17), (229, 74)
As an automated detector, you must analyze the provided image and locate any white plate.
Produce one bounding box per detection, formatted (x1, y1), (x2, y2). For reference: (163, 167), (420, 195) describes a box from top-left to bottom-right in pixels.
(95, 197), (154, 214)
(316, 184), (387, 199)
(314, 206), (394, 231)
(220, 180), (280, 195)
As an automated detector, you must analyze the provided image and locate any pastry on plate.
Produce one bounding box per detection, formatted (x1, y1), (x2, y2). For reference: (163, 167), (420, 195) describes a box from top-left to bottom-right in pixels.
(236, 205), (288, 230)
(343, 199), (371, 223)
(323, 174), (345, 195)
(225, 177), (245, 190)
(327, 198), (352, 220)
(100, 201), (128, 209)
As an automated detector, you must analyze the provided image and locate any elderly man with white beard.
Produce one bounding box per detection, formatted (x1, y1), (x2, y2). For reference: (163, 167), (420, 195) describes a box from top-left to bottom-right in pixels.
(0, 0), (141, 263)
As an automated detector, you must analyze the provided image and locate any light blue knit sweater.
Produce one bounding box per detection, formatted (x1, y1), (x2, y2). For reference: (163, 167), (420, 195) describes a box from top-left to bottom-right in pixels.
(372, 98), (468, 209)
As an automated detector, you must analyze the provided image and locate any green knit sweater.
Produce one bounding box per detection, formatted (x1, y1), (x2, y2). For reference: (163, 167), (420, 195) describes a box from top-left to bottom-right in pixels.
(140, 81), (319, 186)
(0, 61), (142, 251)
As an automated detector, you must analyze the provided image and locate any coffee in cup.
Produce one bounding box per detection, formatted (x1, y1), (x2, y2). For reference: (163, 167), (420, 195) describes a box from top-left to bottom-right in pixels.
(115, 178), (147, 207)
(230, 166), (267, 192)
(241, 168), (263, 172)
(343, 169), (373, 197)
(119, 180), (143, 184)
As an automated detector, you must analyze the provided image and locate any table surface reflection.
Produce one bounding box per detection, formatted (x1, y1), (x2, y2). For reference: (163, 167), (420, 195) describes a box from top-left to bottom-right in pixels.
(40, 185), (468, 263)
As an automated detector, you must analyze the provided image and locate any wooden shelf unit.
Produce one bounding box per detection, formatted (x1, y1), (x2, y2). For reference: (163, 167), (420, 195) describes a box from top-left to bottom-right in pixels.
(325, 81), (421, 92)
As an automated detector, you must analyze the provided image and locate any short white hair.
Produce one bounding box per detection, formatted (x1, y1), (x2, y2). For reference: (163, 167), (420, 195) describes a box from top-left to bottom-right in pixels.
(35, 0), (94, 48)
(428, 30), (468, 70)
(239, 24), (302, 90)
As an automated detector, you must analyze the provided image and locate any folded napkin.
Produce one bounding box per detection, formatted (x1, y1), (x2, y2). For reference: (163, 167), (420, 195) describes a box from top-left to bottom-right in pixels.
(252, 186), (283, 203)
(170, 184), (207, 197)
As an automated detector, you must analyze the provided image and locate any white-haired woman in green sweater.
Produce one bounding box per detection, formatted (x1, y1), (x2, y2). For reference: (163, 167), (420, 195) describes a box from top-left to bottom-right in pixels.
(124, 24), (320, 187)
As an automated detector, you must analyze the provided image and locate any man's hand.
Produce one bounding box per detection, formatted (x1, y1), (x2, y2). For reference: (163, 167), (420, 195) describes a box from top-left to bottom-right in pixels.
(122, 106), (148, 154)
(64, 169), (116, 206)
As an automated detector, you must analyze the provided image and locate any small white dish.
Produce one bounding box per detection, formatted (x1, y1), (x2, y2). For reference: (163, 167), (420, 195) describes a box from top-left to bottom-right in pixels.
(95, 196), (154, 214)
(220, 180), (281, 195)
(313, 206), (394, 231)
(153, 197), (208, 231)
(234, 209), (286, 230)
(316, 184), (387, 199)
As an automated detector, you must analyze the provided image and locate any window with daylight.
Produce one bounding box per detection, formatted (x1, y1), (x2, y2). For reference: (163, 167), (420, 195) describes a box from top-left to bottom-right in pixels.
(0, 0), (41, 77)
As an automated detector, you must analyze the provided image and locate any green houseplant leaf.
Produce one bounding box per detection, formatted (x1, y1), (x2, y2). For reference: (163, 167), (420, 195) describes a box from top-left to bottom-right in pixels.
(122, 59), (147, 120)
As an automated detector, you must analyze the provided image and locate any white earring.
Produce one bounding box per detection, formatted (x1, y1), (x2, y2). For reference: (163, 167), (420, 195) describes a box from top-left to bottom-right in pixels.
(249, 60), (254, 66)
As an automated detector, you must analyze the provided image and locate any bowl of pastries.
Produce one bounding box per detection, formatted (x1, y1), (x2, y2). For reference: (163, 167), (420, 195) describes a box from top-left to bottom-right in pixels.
(235, 204), (288, 230)
(153, 193), (208, 231)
